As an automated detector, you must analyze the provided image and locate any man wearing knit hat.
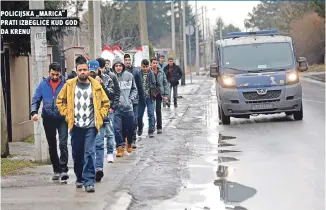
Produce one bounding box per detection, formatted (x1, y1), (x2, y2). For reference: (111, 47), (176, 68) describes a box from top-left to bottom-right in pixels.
(124, 53), (142, 148)
(112, 57), (138, 157)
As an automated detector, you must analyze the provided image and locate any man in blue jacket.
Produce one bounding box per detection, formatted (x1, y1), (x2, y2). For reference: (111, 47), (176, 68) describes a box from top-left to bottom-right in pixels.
(30, 62), (69, 181)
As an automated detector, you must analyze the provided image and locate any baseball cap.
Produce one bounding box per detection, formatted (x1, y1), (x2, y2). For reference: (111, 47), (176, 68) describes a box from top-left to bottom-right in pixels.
(88, 60), (100, 72)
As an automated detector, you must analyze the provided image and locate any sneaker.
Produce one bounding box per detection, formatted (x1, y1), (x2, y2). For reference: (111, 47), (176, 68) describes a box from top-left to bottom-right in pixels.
(85, 185), (95, 193)
(75, 181), (83, 188)
(166, 101), (170, 108)
(137, 127), (143, 136)
(116, 146), (125, 157)
(132, 141), (137, 149)
(107, 154), (115, 163)
(60, 172), (69, 181)
(149, 132), (154, 138)
(52, 173), (60, 180)
(157, 129), (162, 134)
(95, 168), (104, 182)
(127, 144), (133, 153)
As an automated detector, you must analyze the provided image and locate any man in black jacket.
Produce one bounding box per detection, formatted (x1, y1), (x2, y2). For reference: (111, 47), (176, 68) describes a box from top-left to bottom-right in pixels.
(92, 58), (120, 182)
(163, 57), (182, 107)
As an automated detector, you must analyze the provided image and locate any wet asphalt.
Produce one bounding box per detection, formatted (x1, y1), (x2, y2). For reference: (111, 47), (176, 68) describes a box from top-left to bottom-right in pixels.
(1, 74), (325, 210)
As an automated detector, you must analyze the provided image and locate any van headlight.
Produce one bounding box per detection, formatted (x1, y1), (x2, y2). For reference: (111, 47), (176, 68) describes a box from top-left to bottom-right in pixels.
(220, 74), (236, 88)
(286, 70), (299, 85)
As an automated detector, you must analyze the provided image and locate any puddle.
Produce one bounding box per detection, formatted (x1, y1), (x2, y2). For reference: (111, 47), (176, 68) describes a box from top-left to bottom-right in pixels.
(216, 134), (257, 209)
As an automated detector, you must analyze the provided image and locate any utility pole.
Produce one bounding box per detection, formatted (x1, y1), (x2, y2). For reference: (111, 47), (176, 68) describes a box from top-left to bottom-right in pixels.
(178, 1), (185, 86)
(29, 0), (49, 163)
(138, 1), (150, 60)
(195, 1), (199, 75)
(171, 1), (176, 58)
(88, 0), (95, 58)
(94, 0), (101, 57)
(201, 6), (206, 70)
(76, 0), (80, 46)
(182, 1), (187, 85)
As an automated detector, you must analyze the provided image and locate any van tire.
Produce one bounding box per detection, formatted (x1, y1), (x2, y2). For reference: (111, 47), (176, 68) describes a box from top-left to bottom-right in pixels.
(219, 105), (231, 125)
(293, 103), (303, 120)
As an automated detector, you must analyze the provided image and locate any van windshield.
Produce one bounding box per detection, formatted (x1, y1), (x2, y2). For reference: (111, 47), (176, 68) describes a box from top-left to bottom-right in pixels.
(222, 42), (294, 72)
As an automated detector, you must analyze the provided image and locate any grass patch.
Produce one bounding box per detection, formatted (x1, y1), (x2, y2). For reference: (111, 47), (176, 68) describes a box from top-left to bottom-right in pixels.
(23, 135), (34, 144)
(307, 64), (325, 72)
(1, 158), (40, 176)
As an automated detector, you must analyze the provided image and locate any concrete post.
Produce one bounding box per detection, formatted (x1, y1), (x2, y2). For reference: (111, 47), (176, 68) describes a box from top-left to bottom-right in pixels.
(195, 1), (200, 75)
(171, 1), (176, 58)
(182, 1), (187, 85)
(94, 0), (102, 58)
(88, 0), (95, 58)
(29, 0), (50, 163)
(138, 1), (150, 60)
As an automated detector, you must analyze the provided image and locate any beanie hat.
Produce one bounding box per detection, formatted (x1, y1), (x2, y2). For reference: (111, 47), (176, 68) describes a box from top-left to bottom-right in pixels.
(88, 60), (100, 72)
(112, 56), (125, 71)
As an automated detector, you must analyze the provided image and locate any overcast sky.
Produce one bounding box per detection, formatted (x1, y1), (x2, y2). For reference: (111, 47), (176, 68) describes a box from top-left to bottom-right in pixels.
(189, 1), (260, 30)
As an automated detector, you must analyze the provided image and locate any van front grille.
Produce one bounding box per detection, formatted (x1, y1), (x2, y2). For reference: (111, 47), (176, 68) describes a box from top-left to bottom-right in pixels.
(243, 90), (281, 100)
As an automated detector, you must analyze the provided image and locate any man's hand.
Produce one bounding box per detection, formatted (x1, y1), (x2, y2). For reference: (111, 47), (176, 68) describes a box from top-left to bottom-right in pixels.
(109, 108), (114, 113)
(163, 97), (168, 102)
(32, 114), (40, 121)
(95, 76), (102, 83)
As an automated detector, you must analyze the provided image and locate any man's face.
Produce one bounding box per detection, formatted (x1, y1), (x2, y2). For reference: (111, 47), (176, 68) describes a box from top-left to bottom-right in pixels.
(142, 63), (149, 71)
(124, 58), (131, 67)
(49, 69), (61, 82)
(105, 61), (111, 68)
(168, 59), (174, 66)
(115, 64), (123, 73)
(76, 63), (89, 81)
(159, 57), (165, 64)
(90, 71), (97, 78)
(151, 60), (158, 69)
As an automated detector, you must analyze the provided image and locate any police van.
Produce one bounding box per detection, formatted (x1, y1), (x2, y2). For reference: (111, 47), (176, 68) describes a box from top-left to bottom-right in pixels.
(210, 30), (308, 125)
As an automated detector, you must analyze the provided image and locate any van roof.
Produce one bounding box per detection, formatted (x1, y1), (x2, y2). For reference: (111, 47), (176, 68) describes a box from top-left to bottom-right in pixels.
(216, 35), (293, 47)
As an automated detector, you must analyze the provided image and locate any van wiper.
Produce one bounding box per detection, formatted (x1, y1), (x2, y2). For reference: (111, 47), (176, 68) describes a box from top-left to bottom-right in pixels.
(225, 67), (247, 72)
(247, 68), (286, 73)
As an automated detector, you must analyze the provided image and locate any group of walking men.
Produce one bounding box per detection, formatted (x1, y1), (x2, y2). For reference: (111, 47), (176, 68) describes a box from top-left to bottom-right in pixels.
(31, 53), (183, 192)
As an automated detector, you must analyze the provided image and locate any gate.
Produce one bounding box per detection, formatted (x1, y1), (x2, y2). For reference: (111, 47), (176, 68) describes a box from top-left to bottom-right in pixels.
(1, 44), (12, 142)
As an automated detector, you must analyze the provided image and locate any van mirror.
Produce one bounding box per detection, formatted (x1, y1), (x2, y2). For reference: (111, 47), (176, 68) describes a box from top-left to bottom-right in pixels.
(298, 57), (308, 72)
(210, 63), (219, 78)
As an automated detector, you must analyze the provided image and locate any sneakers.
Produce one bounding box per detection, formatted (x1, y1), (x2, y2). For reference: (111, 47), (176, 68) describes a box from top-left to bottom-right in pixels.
(107, 154), (115, 163)
(157, 129), (162, 134)
(52, 173), (60, 180)
(75, 181), (83, 188)
(60, 172), (69, 181)
(95, 168), (104, 182)
(116, 146), (125, 157)
(85, 185), (95, 193)
(127, 144), (133, 153)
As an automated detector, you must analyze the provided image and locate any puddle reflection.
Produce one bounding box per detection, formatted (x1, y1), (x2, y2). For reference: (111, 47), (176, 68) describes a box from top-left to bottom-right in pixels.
(215, 134), (257, 209)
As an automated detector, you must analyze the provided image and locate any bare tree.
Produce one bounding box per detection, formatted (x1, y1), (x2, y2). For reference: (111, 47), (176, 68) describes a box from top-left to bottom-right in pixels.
(81, 2), (140, 51)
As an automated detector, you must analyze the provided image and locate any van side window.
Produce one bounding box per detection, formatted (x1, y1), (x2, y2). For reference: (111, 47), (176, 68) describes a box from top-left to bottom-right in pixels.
(217, 47), (221, 65)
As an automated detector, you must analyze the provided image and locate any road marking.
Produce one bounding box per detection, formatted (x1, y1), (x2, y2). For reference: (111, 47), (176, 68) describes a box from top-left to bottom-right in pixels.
(303, 99), (325, 104)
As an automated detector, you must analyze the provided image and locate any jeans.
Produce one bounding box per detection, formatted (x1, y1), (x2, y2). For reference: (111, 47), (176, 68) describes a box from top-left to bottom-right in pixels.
(95, 113), (115, 169)
(155, 95), (162, 130)
(169, 84), (178, 102)
(43, 118), (68, 173)
(105, 113), (115, 154)
(71, 126), (97, 187)
(114, 110), (135, 147)
(132, 104), (138, 142)
(138, 98), (155, 132)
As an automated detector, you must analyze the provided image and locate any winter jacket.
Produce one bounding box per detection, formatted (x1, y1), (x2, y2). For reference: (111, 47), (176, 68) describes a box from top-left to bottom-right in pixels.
(99, 71), (120, 111)
(113, 62), (138, 112)
(67, 70), (77, 80)
(126, 65), (142, 105)
(30, 76), (66, 120)
(152, 67), (169, 97)
(159, 62), (168, 70)
(56, 77), (110, 132)
(163, 63), (182, 86)
(139, 69), (157, 101)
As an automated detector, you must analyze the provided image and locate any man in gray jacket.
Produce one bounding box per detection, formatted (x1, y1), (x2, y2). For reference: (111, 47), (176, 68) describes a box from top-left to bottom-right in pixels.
(112, 58), (138, 157)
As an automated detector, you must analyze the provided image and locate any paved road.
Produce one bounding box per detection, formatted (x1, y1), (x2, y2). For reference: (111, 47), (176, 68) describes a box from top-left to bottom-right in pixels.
(1, 74), (324, 210)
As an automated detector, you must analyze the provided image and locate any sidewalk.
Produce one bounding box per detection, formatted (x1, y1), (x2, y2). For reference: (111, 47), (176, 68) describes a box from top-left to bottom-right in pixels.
(300, 71), (325, 83)
(1, 71), (209, 209)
